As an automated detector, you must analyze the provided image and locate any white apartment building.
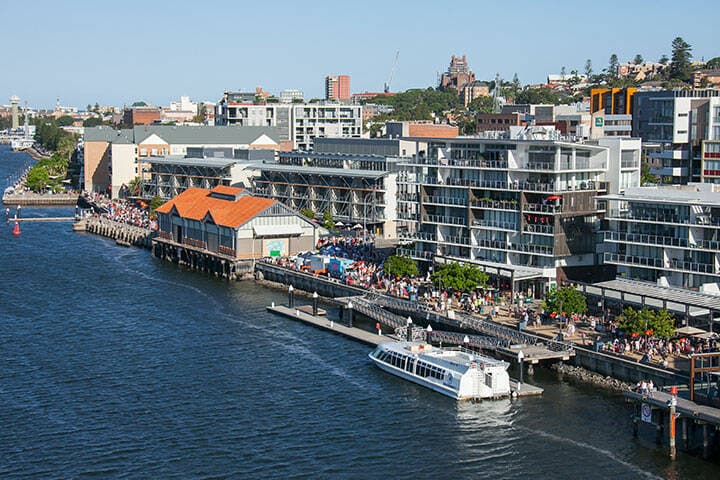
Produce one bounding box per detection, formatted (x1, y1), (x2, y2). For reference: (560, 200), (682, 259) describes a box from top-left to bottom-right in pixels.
(395, 128), (640, 295)
(215, 92), (362, 150)
(603, 183), (720, 290)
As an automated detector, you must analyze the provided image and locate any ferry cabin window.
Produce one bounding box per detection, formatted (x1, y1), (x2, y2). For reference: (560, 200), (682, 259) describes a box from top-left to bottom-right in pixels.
(485, 372), (493, 388)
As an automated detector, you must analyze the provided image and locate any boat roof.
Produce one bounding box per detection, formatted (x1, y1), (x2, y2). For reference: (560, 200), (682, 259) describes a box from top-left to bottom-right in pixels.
(378, 342), (507, 375)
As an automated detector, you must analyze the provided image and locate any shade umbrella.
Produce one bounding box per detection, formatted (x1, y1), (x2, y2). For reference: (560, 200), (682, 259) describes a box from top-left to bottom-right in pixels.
(334, 221), (345, 227)
(674, 325), (706, 336)
(352, 223), (363, 230)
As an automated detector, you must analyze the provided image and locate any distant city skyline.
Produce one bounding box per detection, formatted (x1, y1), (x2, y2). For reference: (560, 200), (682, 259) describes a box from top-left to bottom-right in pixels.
(1, 0), (717, 109)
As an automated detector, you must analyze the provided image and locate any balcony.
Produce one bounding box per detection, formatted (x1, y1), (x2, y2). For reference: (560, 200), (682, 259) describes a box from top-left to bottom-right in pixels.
(396, 247), (434, 260)
(422, 214), (466, 226)
(470, 199), (519, 211)
(422, 195), (467, 207)
(508, 243), (554, 256)
(604, 252), (717, 275)
(471, 219), (518, 231)
(604, 231), (720, 251)
(612, 212), (720, 227)
(441, 235), (471, 246)
(523, 224), (554, 235)
(523, 202), (562, 214)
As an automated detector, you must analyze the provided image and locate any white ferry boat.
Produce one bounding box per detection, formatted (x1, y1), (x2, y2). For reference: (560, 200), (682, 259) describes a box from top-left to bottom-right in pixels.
(369, 341), (511, 400)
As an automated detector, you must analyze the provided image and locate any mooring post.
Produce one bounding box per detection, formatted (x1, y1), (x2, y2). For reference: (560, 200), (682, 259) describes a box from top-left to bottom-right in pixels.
(288, 285), (295, 308)
(312, 291), (318, 316)
(668, 386), (677, 460)
(345, 301), (353, 328)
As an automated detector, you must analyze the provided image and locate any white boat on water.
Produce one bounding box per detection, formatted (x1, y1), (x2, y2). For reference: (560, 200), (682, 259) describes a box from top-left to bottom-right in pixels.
(369, 341), (511, 400)
(11, 138), (34, 151)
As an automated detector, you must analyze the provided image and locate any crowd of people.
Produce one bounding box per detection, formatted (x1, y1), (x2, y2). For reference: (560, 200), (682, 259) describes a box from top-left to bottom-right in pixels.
(105, 200), (156, 229)
(81, 193), (157, 230)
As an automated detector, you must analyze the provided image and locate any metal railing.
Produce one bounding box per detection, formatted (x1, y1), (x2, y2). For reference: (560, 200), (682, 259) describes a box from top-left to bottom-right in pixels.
(472, 220), (518, 230)
(368, 294), (573, 353)
(523, 224), (554, 235)
(422, 196), (467, 207)
(524, 203), (562, 214)
(470, 200), (519, 211)
(604, 231), (720, 251)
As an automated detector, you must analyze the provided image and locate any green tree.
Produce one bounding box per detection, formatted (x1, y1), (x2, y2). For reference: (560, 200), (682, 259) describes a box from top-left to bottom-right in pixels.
(641, 161), (659, 185)
(148, 196), (164, 219)
(299, 208), (315, 220)
(608, 53), (619, 79)
(383, 255), (419, 278)
(24, 167), (50, 192)
(431, 262), (488, 293)
(670, 37), (693, 82)
(191, 103), (207, 124)
(83, 117), (104, 127)
(322, 210), (334, 230)
(131, 101), (147, 107)
(515, 87), (565, 105)
(617, 307), (675, 339)
(541, 286), (587, 315)
(633, 54), (644, 65)
(364, 87), (462, 121)
(706, 57), (720, 69)
(584, 59), (593, 78)
(659, 54), (670, 65)
(128, 176), (142, 196)
(55, 115), (74, 127)
(468, 96), (495, 114)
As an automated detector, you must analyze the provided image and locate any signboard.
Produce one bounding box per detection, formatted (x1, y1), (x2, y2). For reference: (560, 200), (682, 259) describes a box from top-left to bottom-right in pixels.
(264, 239), (287, 257)
(595, 117), (604, 127)
(641, 403), (652, 423)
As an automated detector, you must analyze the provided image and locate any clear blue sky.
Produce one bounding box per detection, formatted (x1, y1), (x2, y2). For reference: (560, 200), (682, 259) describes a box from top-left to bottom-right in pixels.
(1, 0), (717, 109)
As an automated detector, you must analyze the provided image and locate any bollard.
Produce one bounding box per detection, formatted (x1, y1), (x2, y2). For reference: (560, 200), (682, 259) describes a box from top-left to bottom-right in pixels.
(668, 386), (677, 460)
(288, 285), (295, 308)
(345, 301), (353, 328)
(406, 317), (413, 342)
(312, 291), (318, 316)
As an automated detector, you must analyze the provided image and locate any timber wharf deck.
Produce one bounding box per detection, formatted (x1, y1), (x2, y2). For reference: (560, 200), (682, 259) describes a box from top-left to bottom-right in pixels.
(625, 389), (720, 459)
(267, 303), (543, 397)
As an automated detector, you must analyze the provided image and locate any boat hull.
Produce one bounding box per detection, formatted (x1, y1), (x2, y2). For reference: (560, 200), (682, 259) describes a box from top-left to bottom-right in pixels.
(369, 354), (465, 400)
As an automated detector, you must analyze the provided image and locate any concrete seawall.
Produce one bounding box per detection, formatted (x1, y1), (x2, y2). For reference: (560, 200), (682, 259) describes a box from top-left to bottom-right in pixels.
(79, 217), (156, 249)
(571, 346), (688, 388)
(254, 262), (366, 298)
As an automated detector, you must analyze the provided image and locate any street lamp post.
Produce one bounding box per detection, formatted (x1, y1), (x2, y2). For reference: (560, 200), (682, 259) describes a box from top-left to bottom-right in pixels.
(406, 316), (413, 341)
(517, 350), (525, 392)
(288, 284), (295, 308)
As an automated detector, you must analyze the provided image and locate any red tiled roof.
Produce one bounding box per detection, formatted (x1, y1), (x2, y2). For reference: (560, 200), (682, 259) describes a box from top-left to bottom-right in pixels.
(155, 187), (276, 229)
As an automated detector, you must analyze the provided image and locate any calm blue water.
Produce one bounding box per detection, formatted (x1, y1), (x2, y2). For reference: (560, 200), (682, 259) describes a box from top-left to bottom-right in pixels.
(0, 145), (716, 479)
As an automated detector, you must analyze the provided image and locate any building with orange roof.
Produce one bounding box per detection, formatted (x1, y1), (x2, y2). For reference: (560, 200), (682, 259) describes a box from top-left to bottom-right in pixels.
(153, 186), (317, 277)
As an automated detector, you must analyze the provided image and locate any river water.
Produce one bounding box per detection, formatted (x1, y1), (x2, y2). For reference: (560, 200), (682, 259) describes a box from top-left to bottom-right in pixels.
(0, 146), (716, 479)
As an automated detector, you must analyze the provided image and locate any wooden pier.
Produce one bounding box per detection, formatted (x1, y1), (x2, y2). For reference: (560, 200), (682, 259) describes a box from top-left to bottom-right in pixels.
(267, 302), (543, 397)
(2, 193), (79, 206)
(12, 217), (77, 222)
(625, 389), (720, 459)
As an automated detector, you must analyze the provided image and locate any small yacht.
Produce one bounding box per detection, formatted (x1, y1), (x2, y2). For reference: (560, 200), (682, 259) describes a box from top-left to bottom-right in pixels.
(369, 341), (511, 400)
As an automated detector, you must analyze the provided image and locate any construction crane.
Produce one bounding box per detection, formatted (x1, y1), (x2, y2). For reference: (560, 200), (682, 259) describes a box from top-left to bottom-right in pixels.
(384, 51), (400, 94)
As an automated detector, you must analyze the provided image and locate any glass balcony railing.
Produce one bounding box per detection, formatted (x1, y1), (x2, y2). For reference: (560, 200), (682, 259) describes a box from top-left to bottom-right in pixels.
(604, 231), (720, 251)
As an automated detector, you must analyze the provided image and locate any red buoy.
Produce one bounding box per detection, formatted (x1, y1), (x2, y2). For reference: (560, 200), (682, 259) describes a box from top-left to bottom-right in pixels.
(12, 221), (20, 236)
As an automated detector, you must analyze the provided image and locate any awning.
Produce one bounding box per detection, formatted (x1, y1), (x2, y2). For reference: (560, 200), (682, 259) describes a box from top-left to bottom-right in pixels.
(253, 224), (303, 237)
(545, 195), (562, 201)
(674, 325), (706, 336)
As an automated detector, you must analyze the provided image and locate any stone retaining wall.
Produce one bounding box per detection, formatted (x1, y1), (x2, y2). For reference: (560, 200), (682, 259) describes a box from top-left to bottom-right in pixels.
(82, 217), (156, 249)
